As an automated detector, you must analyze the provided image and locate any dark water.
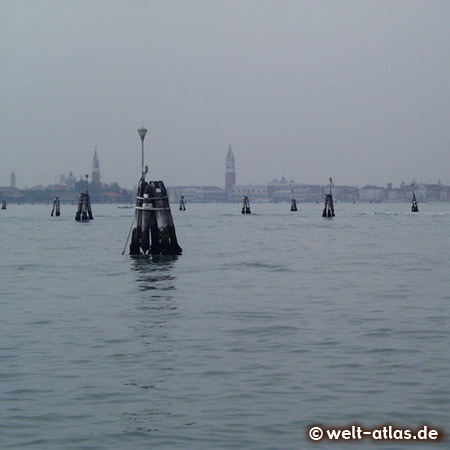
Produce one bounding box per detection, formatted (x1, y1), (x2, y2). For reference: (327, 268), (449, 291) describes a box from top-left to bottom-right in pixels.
(1, 202), (449, 449)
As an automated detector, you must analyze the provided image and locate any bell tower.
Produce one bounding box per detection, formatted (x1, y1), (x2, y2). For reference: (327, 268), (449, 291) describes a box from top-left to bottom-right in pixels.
(225, 145), (236, 191)
(92, 147), (100, 183)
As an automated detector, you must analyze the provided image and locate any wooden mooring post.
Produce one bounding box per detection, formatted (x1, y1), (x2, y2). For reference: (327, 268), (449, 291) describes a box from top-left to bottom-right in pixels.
(179, 194), (186, 211)
(411, 189), (419, 212)
(51, 196), (61, 217)
(290, 190), (297, 212)
(75, 176), (93, 221)
(127, 127), (182, 256)
(322, 178), (335, 218)
(241, 196), (251, 214)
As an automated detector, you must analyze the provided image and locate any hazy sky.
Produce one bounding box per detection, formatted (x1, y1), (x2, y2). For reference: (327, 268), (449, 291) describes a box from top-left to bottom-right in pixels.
(1, 0), (450, 189)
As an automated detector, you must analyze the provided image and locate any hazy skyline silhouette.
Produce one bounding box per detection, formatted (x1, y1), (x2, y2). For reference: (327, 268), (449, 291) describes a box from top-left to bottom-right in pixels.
(2, 1), (450, 189)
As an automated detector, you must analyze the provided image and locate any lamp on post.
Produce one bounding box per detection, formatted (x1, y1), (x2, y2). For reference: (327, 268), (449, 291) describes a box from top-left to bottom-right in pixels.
(138, 126), (148, 178)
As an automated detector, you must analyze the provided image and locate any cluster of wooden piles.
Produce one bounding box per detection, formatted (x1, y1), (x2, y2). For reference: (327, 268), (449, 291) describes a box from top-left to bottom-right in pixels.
(75, 189), (93, 221)
(129, 178), (182, 255)
(241, 196), (251, 214)
(51, 197), (60, 217)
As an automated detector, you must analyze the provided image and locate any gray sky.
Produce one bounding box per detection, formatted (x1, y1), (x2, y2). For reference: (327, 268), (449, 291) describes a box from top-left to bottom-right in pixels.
(1, 0), (450, 189)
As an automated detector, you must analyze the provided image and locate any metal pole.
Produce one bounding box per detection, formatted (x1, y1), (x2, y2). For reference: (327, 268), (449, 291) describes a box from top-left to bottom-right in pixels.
(138, 127), (147, 179)
(122, 219), (135, 255)
(141, 138), (145, 178)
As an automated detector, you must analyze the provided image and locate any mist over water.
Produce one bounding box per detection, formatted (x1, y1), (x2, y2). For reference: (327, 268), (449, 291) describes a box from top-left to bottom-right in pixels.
(1, 202), (449, 449)
(2, 2), (450, 188)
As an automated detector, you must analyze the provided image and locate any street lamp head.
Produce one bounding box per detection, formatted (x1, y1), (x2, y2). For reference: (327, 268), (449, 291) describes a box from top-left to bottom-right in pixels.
(138, 127), (147, 141)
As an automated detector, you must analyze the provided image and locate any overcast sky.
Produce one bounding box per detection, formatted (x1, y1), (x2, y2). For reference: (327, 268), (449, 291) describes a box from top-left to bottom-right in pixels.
(1, 0), (449, 189)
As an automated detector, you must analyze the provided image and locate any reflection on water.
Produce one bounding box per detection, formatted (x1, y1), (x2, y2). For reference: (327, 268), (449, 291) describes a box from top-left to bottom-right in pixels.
(124, 255), (180, 436)
(131, 254), (178, 292)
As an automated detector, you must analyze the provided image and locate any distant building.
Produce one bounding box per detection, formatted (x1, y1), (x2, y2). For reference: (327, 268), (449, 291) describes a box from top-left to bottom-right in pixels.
(332, 185), (359, 202)
(59, 171), (77, 188)
(231, 184), (268, 201)
(225, 145), (236, 194)
(0, 186), (21, 202)
(359, 185), (386, 202)
(167, 186), (228, 203)
(393, 181), (427, 202)
(267, 176), (294, 200)
(92, 147), (100, 183)
(441, 185), (450, 202)
(10, 171), (16, 188)
(423, 183), (444, 201)
(267, 177), (323, 202)
(387, 189), (399, 201)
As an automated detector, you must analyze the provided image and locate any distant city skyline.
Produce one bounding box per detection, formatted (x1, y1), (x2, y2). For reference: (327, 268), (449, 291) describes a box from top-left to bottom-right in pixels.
(1, 140), (447, 191)
(2, 146), (450, 204)
(1, 170), (446, 193)
(1, 145), (444, 192)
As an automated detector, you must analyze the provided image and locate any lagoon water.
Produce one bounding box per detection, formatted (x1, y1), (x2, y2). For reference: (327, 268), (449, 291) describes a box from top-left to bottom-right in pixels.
(1, 202), (449, 449)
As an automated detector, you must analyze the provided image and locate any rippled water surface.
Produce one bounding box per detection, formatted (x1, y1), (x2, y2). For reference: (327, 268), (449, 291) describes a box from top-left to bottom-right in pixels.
(1, 202), (449, 449)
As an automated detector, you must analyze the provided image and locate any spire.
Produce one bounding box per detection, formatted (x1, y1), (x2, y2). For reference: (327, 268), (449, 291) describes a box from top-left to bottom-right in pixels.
(92, 147), (100, 183)
(226, 144), (235, 164)
(225, 144), (236, 192)
(92, 146), (99, 170)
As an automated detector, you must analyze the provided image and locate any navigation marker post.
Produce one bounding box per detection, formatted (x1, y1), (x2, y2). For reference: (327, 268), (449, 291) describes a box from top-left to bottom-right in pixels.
(128, 126), (182, 256)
